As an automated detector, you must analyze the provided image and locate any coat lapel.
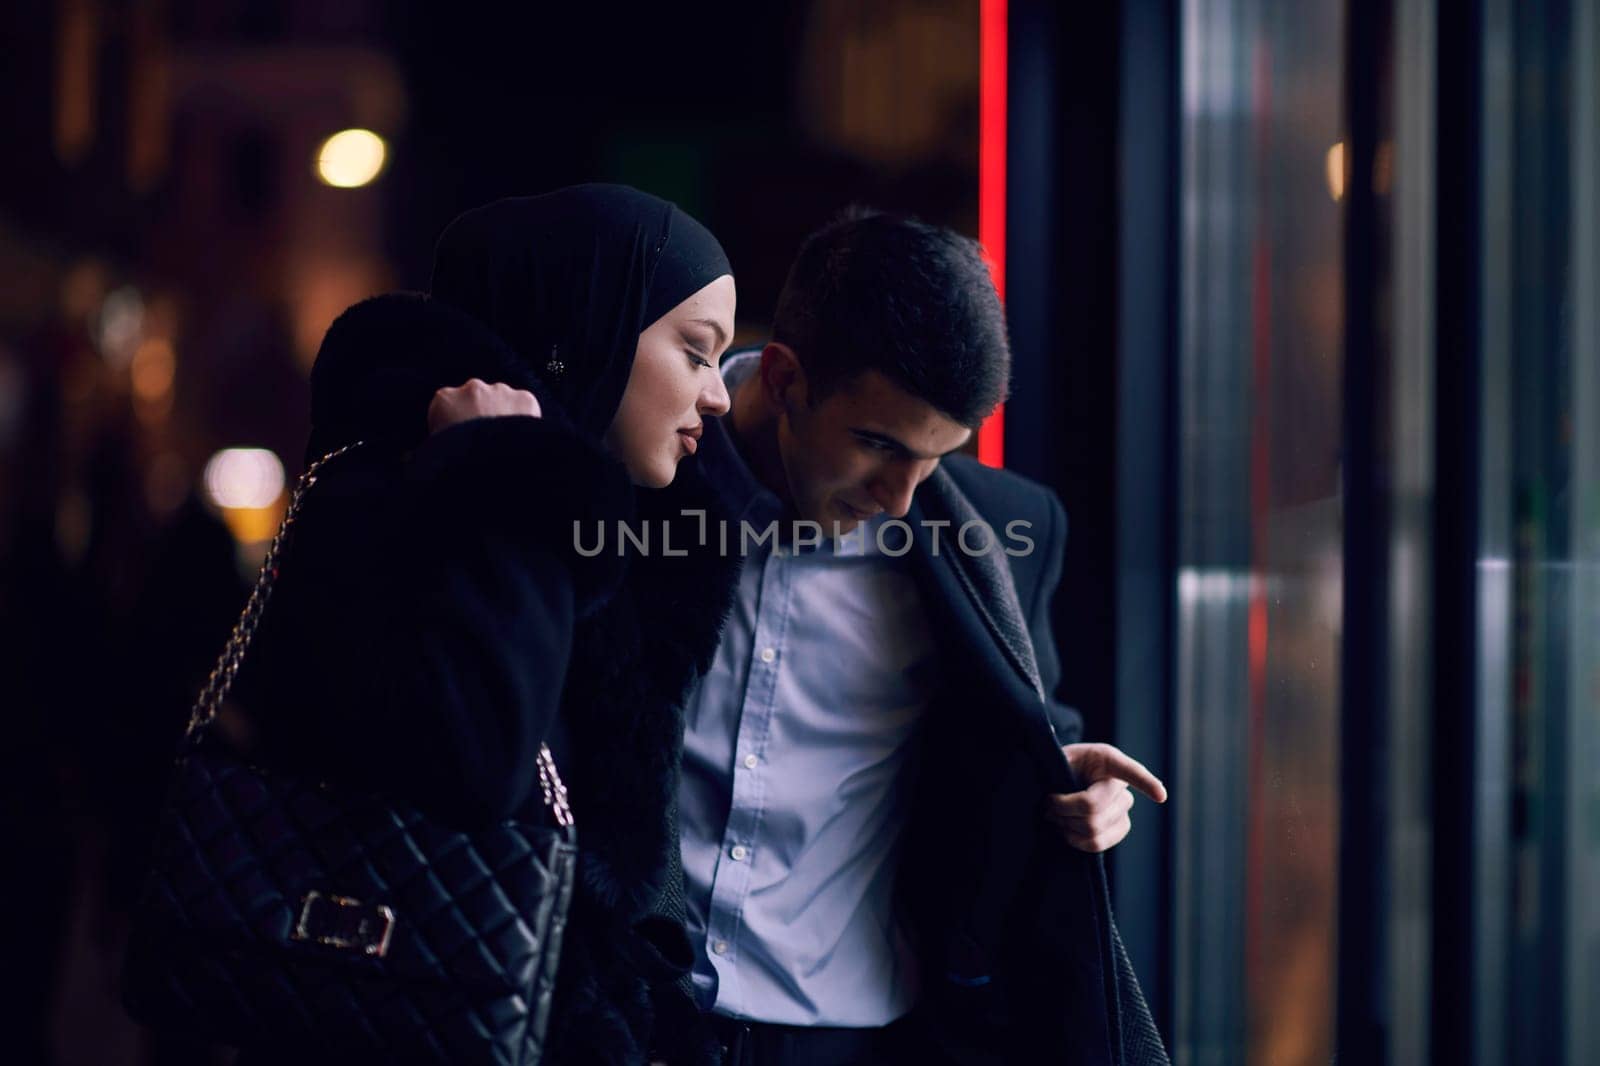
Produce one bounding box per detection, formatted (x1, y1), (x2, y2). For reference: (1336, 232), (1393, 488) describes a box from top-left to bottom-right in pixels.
(911, 468), (1045, 702)
(905, 472), (1168, 1065)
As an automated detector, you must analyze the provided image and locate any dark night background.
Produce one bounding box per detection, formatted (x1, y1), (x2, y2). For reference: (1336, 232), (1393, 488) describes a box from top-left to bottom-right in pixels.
(5, 2), (1595, 1064)
(0, 4), (1128, 1061)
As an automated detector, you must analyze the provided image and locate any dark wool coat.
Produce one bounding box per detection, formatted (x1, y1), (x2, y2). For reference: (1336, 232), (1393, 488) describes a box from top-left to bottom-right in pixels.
(888, 458), (1169, 1065)
(233, 294), (739, 1065)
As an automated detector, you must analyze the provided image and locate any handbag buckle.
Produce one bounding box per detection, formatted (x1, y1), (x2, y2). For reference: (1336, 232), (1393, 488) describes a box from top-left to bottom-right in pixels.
(290, 891), (395, 958)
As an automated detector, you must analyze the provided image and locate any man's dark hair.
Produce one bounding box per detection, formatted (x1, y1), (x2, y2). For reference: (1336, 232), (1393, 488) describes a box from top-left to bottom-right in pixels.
(771, 208), (1010, 428)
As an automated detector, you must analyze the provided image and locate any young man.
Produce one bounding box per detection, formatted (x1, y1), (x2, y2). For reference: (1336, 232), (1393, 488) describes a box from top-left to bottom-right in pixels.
(673, 211), (1169, 1065)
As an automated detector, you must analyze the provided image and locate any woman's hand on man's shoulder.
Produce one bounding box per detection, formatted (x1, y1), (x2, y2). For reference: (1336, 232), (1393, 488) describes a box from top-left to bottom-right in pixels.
(427, 378), (542, 435)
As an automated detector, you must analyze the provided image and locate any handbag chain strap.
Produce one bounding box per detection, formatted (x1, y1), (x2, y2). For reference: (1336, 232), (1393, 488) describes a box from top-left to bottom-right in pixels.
(182, 440), (574, 829)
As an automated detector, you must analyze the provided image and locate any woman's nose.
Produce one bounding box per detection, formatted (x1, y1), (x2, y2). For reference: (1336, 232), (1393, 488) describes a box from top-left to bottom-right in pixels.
(699, 371), (731, 417)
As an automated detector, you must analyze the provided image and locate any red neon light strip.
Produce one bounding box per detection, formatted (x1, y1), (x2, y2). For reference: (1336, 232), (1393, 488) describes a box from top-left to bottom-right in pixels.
(978, 0), (1006, 468)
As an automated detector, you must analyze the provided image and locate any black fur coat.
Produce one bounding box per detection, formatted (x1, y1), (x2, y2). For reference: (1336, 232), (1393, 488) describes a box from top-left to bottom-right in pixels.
(548, 472), (739, 1066)
(235, 294), (738, 1064)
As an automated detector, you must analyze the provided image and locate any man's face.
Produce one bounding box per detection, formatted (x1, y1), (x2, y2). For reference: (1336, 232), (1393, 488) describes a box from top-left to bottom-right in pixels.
(776, 367), (973, 535)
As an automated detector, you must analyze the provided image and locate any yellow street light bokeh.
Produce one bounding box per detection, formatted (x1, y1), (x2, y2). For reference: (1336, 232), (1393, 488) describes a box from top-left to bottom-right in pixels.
(315, 129), (387, 188)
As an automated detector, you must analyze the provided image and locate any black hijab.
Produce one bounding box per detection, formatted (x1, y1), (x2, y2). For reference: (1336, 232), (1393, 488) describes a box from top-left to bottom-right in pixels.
(429, 183), (731, 440)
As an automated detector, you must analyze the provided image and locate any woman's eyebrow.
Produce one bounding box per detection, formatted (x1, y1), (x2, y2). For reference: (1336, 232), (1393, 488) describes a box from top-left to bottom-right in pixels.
(688, 317), (729, 349)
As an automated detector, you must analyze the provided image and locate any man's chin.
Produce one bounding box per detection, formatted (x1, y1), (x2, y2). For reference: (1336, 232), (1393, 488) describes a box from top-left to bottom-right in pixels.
(823, 504), (871, 538)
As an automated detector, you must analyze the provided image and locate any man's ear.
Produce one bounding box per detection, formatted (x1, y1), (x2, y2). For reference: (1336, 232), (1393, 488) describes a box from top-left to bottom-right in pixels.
(759, 342), (807, 415)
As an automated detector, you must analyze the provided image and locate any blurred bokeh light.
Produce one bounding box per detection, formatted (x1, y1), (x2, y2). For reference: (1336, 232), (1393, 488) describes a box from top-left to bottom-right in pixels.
(314, 128), (387, 189)
(203, 447), (284, 512)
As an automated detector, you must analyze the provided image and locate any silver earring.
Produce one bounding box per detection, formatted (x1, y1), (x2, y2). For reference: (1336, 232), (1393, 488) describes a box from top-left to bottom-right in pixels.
(545, 344), (565, 380)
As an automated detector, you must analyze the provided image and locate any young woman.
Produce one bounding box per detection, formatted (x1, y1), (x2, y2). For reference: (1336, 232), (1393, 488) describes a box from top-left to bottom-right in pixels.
(232, 184), (740, 1064)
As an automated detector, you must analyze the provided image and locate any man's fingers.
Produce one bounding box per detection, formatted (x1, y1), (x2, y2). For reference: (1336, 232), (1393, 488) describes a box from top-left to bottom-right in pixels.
(1046, 784), (1134, 817)
(1047, 780), (1133, 816)
(1051, 812), (1134, 853)
(1052, 778), (1128, 818)
(1098, 748), (1167, 802)
(1048, 744), (1158, 853)
(1102, 788), (1136, 829)
(1047, 787), (1134, 834)
(1091, 777), (1131, 803)
(1047, 790), (1095, 817)
(1063, 743), (1169, 803)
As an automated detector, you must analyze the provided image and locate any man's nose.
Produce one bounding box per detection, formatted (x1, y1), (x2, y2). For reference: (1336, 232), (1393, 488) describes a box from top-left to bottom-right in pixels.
(871, 462), (923, 518)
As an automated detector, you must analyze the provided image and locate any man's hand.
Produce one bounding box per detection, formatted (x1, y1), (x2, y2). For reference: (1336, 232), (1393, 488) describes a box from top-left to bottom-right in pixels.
(1045, 743), (1167, 853)
(428, 378), (542, 435)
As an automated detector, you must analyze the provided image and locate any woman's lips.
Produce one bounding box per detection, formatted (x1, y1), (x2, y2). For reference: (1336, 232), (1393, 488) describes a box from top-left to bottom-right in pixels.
(677, 430), (699, 455)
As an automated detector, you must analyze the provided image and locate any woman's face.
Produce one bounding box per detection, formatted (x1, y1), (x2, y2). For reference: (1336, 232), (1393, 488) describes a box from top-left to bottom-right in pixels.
(605, 274), (736, 487)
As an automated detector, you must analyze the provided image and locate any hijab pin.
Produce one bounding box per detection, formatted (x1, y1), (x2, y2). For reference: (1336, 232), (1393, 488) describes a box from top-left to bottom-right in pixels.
(545, 344), (565, 380)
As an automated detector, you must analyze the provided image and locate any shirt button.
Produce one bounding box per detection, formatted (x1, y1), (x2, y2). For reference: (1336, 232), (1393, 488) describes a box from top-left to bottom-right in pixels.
(712, 940), (729, 956)
(730, 845), (748, 861)
(759, 646), (777, 663)
(742, 753), (759, 770)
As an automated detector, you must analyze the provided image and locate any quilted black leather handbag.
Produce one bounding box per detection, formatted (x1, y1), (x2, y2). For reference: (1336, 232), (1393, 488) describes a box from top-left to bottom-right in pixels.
(122, 443), (578, 1064)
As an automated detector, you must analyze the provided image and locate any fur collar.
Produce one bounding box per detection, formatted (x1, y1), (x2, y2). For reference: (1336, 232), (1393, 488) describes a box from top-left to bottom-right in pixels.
(559, 457), (742, 922)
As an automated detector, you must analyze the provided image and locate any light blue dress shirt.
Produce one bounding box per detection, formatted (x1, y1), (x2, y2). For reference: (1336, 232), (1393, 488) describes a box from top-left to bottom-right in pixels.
(678, 352), (941, 1026)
